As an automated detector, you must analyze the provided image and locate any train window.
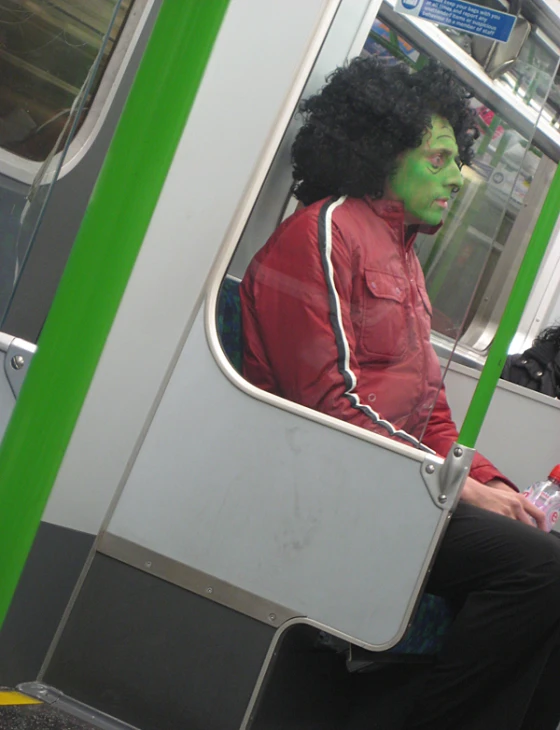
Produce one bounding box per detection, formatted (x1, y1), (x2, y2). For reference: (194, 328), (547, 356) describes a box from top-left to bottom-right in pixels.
(366, 15), (559, 352)
(214, 7), (559, 451)
(0, 0), (133, 162)
(440, 25), (560, 127)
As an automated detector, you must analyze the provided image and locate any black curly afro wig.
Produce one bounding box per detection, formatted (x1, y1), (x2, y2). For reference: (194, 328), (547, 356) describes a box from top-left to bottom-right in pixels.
(291, 57), (479, 205)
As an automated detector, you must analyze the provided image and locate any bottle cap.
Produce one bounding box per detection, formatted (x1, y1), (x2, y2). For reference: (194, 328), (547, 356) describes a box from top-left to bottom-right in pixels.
(549, 465), (560, 482)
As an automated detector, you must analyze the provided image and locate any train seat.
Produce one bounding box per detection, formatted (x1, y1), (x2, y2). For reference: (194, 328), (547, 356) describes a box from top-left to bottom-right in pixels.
(216, 274), (454, 660)
(217, 275), (244, 373)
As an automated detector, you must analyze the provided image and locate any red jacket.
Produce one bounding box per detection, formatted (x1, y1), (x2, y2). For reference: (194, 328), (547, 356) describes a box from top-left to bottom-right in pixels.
(240, 195), (512, 486)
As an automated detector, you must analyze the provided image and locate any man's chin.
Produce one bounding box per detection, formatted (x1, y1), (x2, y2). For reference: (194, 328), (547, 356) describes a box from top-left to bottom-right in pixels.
(406, 211), (443, 226)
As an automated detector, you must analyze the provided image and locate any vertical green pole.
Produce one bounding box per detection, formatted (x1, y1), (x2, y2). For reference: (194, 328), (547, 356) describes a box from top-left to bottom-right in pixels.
(459, 163), (560, 447)
(0, 0), (230, 627)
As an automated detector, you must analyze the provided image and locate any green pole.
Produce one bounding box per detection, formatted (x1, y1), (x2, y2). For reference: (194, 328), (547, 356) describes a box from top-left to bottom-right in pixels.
(459, 163), (560, 448)
(0, 0), (230, 627)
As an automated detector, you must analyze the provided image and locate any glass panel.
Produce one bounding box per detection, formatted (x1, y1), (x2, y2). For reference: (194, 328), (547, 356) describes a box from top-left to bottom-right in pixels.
(439, 24), (560, 131)
(367, 17), (560, 348)
(0, 0), (132, 162)
(217, 13), (558, 458)
(0, 0), (127, 324)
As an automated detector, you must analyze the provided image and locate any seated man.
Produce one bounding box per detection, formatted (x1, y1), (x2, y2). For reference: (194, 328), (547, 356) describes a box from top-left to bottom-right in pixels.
(240, 58), (560, 730)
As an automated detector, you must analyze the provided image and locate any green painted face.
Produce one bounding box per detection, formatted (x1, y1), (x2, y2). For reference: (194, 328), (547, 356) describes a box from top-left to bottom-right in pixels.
(387, 115), (464, 226)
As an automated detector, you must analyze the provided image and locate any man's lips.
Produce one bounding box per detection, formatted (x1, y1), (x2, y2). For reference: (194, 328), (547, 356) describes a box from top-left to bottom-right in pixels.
(434, 198), (449, 209)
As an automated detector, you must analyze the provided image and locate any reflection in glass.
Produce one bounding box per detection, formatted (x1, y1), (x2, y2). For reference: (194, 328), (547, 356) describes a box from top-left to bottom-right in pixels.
(0, 0), (132, 161)
(0, 0), (129, 324)
(440, 25), (560, 130)
(366, 19), (558, 348)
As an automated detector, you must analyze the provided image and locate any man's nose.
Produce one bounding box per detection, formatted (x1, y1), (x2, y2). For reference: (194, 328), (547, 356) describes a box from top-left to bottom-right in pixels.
(447, 161), (464, 190)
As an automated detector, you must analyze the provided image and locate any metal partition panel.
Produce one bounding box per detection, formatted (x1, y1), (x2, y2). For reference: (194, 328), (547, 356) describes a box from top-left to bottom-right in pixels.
(0, 333), (35, 441)
(445, 362), (560, 491)
(105, 309), (450, 649)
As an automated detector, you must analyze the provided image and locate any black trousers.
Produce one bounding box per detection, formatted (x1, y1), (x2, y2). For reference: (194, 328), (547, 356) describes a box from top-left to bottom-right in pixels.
(403, 502), (560, 730)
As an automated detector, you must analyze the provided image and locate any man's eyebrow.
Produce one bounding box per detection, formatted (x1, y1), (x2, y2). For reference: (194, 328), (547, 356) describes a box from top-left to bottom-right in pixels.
(430, 137), (459, 153)
(427, 147), (456, 156)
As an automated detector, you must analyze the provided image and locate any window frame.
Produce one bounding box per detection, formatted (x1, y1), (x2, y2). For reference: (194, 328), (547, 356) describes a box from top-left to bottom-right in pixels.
(208, 0), (560, 430)
(205, 0), (434, 464)
(0, 0), (156, 185)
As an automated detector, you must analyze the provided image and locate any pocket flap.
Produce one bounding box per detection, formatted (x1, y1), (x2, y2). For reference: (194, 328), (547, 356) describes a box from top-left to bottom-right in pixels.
(416, 282), (433, 317)
(365, 270), (407, 304)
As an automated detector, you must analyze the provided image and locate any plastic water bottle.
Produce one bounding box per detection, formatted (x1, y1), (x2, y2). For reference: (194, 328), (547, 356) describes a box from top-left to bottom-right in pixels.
(523, 465), (560, 532)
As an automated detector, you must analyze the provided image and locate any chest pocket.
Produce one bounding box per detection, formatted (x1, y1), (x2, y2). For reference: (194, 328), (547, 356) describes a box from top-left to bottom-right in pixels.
(416, 281), (433, 318)
(360, 270), (408, 361)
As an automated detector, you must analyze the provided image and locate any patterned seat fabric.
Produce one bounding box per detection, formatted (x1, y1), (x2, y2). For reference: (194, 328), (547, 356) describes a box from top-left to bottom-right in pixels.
(216, 275), (454, 657)
(390, 592), (453, 655)
(217, 276), (243, 374)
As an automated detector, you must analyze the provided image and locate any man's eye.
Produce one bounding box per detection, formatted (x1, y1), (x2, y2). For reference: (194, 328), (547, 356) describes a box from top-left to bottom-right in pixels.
(429, 154), (445, 168)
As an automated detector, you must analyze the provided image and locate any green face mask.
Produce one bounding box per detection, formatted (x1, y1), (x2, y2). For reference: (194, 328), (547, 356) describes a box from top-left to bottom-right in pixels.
(387, 115), (464, 226)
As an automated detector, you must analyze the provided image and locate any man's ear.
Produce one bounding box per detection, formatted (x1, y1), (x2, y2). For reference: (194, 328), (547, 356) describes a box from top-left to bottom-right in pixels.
(383, 180), (396, 200)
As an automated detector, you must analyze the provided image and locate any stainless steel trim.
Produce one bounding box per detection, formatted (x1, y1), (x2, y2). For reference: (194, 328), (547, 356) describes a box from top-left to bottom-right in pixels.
(239, 620), (310, 730)
(522, 0), (560, 50)
(0, 0), (156, 185)
(98, 532), (300, 629)
(421, 442), (475, 508)
(17, 683), (140, 730)
(99, 509), (451, 652)
(4, 337), (37, 398)
(379, 1), (560, 162)
(0, 332), (14, 354)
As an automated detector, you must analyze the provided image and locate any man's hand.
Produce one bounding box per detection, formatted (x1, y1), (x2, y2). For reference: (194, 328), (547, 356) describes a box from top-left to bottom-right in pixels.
(486, 478), (519, 494)
(461, 477), (547, 531)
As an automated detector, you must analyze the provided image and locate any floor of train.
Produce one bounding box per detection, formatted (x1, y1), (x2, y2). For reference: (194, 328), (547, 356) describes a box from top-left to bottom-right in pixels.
(0, 702), (93, 729)
(0, 689), (120, 730)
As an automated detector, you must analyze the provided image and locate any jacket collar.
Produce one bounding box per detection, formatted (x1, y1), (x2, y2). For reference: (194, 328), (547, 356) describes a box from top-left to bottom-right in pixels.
(365, 197), (442, 244)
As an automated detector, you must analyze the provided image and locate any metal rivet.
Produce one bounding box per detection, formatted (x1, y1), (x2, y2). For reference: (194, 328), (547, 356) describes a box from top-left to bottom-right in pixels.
(425, 464), (435, 474)
(453, 447), (463, 458)
(206, 587), (213, 594)
(144, 561), (152, 569)
(11, 355), (24, 370)
(521, 359), (528, 364)
(368, 393), (376, 402)
(536, 371), (543, 377)
(438, 494), (448, 504)
(268, 613), (276, 622)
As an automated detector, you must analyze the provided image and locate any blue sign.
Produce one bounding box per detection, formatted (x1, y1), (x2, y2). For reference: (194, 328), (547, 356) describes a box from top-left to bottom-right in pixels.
(396, 0), (516, 43)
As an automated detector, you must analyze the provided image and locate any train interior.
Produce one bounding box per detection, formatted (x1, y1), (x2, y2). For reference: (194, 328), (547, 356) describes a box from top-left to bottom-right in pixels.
(0, 0), (559, 729)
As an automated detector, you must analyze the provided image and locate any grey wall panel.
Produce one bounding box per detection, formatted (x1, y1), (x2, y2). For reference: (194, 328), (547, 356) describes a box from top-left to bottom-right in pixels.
(107, 310), (447, 649)
(443, 363), (560, 489)
(0, 522), (94, 686)
(44, 553), (275, 730)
